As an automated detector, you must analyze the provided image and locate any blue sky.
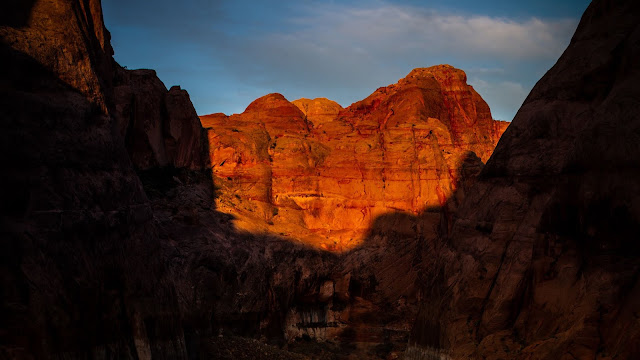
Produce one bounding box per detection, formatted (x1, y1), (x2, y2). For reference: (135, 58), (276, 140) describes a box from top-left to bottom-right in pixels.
(103, 0), (591, 121)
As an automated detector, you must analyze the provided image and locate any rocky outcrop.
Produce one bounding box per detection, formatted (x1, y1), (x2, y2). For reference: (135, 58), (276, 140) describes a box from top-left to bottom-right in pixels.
(114, 68), (207, 170)
(0, 0), (206, 358)
(0, 0), (207, 172)
(201, 65), (508, 251)
(292, 97), (344, 126)
(0, 0), (114, 108)
(411, 0), (640, 358)
(10, 0), (639, 359)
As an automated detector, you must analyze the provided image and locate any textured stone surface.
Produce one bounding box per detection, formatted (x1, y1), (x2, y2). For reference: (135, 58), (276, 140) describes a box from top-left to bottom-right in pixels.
(142, 166), (441, 359)
(410, 0), (640, 358)
(0, 1), (204, 358)
(0, 0), (114, 110)
(0, 1), (436, 358)
(5, 0), (639, 359)
(113, 68), (207, 170)
(201, 66), (508, 251)
(292, 97), (344, 126)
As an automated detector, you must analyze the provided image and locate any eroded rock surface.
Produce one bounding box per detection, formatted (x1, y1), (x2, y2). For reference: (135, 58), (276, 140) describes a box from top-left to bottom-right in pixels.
(201, 65), (508, 251)
(114, 68), (207, 170)
(410, 0), (640, 359)
(6, 0), (638, 359)
(0, 0), (211, 358)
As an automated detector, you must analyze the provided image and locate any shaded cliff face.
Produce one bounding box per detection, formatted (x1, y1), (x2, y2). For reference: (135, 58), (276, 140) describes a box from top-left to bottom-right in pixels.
(0, 0), (208, 358)
(201, 66), (508, 251)
(412, 0), (640, 359)
(0, 0), (113, 107)
(113, 68), (207, 170)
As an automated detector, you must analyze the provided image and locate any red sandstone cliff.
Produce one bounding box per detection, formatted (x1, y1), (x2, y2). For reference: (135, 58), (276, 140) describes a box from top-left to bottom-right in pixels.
(201, 65), (508, 250)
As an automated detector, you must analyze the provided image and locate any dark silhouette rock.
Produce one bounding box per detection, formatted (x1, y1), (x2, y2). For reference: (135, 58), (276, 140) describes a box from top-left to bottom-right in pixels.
(0, 0), (205, 358)
(409, 0), (640, 358)
(114, 68), (207, 170)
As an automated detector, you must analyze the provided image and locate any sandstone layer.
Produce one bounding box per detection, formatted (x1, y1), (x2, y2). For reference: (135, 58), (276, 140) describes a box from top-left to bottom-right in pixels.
(201, 66), (508, 250)
(410, 0), (640, 359)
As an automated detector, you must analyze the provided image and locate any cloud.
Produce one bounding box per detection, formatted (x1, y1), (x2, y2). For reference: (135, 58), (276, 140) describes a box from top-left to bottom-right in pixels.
(214, 3), (576, 114)
(103, 1), (579, 118)
(276, 4), (578, 60)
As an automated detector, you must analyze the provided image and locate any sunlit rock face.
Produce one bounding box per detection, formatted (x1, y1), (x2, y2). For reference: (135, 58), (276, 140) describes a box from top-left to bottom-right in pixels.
(410, 0), (640, 359)
(293, 97), (343, 126)
(201, 65), (508, 251)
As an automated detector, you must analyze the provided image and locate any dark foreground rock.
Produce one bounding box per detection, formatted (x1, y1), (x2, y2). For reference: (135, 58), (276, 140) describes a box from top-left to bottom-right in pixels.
(409, 0), (640, 358)
(0, 0), (205, 358)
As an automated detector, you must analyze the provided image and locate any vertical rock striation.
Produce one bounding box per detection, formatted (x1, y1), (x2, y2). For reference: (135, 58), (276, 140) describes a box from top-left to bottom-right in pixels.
(201, 65), (508, 251)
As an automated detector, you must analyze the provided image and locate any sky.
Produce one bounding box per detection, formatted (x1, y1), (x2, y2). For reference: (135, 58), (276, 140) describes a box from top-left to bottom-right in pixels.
(102, 0), (591, 121)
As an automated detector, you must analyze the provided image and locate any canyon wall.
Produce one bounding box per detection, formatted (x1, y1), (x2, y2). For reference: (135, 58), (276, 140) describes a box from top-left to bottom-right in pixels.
(201, 66), (508, 251)
(411, 0), (640, 358)
(5, 0), (638, 359)
(0, 0), (207, 358)
(113, 68), (207, 170)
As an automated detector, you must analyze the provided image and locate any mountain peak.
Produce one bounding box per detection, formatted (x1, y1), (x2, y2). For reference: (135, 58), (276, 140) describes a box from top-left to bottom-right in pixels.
(244, 93), (295, 113)
(400, 65), (468, 88)
(201, 65), (508, 250)
(292, 97), (344, 126)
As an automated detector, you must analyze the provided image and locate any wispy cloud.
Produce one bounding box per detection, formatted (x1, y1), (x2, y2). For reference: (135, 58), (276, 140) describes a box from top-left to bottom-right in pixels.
(104, 0), (580, 119)
(219, 3), (577, 117)
(273, 4), (578, 60)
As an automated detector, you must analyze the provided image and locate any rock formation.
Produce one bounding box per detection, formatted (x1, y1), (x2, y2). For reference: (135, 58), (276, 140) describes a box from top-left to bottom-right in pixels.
(0, 0), (440, 358)
(0, 0), (206, 358)
(201, 65), (508, 251)
(3, 0), (638, 358)
(292, 97), (344, 126)
(114, 68), (207, 170)
(409, 0), (640, 358)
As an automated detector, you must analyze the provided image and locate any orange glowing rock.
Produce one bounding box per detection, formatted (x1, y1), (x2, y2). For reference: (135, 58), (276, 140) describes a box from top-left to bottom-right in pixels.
(201, 65), (508, 251)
